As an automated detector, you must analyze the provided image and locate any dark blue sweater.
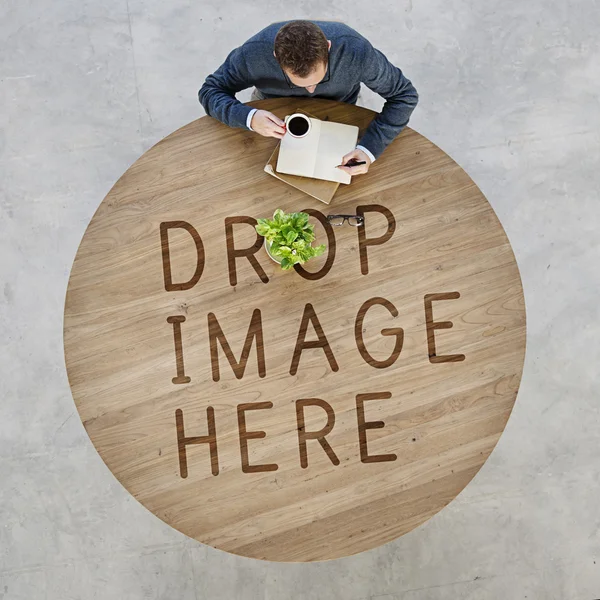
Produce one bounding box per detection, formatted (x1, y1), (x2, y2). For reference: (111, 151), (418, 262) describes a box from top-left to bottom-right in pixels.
(198, 20), (419, 160)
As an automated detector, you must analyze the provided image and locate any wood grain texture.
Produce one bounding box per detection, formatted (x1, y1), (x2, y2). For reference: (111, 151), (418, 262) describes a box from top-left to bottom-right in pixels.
(63, 98), (526, 562)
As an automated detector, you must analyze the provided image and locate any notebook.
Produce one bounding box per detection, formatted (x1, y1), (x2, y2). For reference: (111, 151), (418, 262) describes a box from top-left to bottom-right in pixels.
(275, 115), (359, 185)
(264, 143), (339, 205)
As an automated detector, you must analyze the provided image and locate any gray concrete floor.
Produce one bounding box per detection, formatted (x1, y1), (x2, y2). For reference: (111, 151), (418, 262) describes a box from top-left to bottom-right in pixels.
(1, 1), (599, 598)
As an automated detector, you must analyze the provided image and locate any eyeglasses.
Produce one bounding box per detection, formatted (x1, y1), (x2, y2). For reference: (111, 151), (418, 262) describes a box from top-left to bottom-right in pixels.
(327, 214), (364, 227)
(280, 56), (331, 90)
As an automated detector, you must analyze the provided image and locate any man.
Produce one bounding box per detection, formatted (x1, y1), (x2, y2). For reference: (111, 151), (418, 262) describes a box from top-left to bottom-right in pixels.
(198, 20), (418, 177)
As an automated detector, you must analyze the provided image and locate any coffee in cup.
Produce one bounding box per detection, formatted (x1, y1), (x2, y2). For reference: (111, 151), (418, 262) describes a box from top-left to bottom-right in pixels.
(285, 113), (311, 138)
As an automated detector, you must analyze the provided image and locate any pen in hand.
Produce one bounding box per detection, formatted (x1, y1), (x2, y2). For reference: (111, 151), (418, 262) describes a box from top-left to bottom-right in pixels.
(336, 159), (367, 168)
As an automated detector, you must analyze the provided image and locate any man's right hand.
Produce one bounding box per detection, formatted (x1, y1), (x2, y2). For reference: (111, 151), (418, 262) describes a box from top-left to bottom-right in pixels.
(250, 110), (286, 139)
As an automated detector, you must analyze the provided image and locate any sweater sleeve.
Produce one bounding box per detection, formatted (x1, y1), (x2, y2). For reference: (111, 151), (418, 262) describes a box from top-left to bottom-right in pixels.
(198, 45), (255, 130)
(357, 40), (419, 160)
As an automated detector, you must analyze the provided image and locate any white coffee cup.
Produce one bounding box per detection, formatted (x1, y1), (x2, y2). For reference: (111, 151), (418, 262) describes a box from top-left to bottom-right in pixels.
(284, 113), (312, 138)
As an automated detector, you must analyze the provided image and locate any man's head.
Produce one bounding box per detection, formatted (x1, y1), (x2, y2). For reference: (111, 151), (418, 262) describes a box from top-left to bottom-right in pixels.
(273, 21), (331, 94)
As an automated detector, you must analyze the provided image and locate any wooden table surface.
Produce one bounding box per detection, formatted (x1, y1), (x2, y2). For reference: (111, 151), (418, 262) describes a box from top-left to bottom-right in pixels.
(64, 98), (526, 562)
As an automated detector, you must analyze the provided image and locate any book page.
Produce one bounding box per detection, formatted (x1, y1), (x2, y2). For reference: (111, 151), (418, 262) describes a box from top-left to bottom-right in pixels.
(312, 122), (359, 185)
(275, 119), (321, 178)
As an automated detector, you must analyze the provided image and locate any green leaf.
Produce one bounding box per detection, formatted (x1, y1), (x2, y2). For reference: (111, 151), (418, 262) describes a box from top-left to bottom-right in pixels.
(255, 223), (270, 236)
(280, 256), (292, 270)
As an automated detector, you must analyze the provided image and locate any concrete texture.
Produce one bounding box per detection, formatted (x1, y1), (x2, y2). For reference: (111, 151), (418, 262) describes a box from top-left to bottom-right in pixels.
(1, 1), (599, 598)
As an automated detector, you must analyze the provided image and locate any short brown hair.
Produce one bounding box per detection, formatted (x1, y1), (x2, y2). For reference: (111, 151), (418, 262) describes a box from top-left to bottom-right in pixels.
(274, 21), (329, 78)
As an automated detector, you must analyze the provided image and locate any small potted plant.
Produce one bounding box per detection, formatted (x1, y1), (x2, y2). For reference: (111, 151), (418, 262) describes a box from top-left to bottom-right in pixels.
(255, 209), (326, 271)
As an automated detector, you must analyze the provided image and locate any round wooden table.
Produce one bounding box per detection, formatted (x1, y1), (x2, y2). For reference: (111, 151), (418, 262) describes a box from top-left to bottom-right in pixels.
(64, 98), (526, 562)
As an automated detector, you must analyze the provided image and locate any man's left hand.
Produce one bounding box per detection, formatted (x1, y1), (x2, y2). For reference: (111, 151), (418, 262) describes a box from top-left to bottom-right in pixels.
(336, 148), (371, 176)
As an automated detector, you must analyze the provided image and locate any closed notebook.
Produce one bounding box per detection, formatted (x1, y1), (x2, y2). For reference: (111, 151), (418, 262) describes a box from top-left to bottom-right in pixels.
(276, 116), (359, 185)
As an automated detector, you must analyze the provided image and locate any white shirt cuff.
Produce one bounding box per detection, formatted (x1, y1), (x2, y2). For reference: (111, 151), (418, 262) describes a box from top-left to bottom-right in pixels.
(247, 108), (258, 131)
(356, 145), (376, 163)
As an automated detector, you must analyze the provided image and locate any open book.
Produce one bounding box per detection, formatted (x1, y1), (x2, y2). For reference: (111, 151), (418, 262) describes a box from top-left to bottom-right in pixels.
(264, 142), (339, 205)
(276, 116), (359, 185)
